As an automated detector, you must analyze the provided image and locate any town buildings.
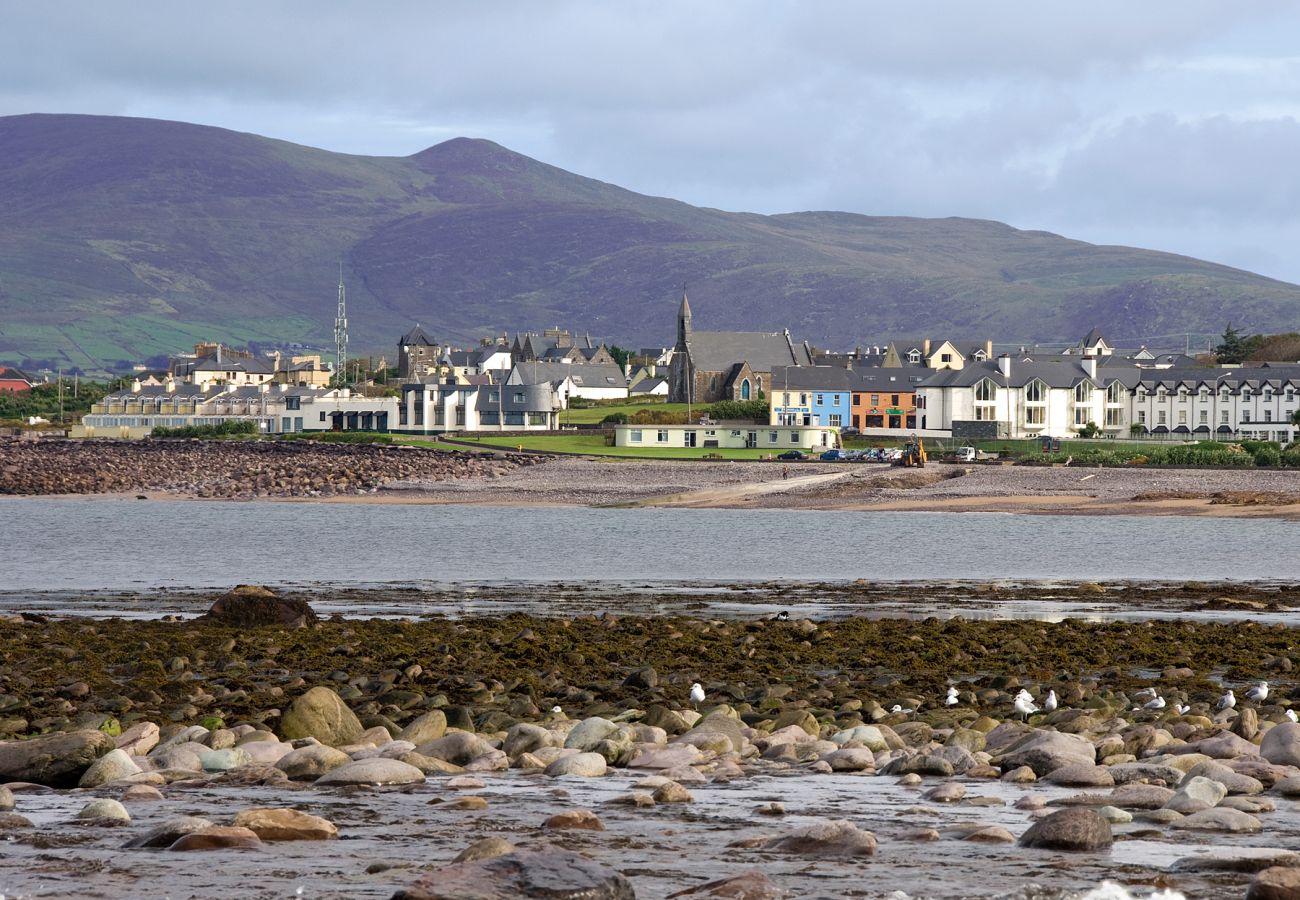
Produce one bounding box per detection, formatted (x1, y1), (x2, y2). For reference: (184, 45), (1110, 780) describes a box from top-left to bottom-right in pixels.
(668, 292), (814, 404)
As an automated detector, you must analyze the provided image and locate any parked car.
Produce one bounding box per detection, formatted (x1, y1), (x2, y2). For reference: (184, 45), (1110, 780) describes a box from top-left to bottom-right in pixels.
(840, 426), (861, 436)
(777, 450), (807, 461)
(820, 449), (847, 461)
(881, 447), (903, 461)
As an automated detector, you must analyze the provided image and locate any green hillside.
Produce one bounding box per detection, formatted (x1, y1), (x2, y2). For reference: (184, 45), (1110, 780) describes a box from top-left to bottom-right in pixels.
(2, 113), (1298, 373)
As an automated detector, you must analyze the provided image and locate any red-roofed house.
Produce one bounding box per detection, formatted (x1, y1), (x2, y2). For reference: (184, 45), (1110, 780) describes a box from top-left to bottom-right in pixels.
(0, 367), (33, 394)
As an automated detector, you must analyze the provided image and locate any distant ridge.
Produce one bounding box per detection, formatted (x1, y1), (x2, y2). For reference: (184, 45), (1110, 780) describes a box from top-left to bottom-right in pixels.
(2, 112), (1298, 371)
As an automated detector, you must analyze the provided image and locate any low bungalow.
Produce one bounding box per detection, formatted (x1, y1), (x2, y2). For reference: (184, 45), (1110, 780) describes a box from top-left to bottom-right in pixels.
(0, 367), (34, 393)
(613, 421), (839, 451)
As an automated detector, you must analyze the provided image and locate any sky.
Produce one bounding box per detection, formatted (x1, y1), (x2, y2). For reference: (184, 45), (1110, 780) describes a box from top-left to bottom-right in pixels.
(5, 2), (1300, 284)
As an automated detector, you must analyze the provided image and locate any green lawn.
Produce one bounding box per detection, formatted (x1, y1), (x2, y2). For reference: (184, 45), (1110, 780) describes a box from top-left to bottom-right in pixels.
(556, 400), (690, 426)
(443, 432), (798, 460)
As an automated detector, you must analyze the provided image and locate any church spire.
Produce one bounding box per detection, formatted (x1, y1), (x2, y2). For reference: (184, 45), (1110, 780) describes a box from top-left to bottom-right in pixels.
(677, 284), (692, 348)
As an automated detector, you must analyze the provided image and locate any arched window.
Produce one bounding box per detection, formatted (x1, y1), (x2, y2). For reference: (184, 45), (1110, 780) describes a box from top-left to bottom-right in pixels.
(740, 379), (751, 400)
(974, 379), (997, 421)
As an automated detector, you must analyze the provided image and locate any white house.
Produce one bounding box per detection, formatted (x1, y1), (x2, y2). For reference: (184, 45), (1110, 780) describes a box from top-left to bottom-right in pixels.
(614, 422), (839, 451)
(397, 379), (560, 434)
(918, 356), (1140, 440)
(1132, 366), (1299, 443)
(507, 361), (627, 403)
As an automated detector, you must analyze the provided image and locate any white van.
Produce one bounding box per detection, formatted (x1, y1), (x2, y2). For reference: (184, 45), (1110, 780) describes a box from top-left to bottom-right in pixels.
(956, 446), (977, 462)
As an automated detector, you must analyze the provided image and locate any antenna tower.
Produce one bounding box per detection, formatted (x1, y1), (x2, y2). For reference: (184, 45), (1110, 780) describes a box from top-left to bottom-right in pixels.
(334, 264), (349, 385)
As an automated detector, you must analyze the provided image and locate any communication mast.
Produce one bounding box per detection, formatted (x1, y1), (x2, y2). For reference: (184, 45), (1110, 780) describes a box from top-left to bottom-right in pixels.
(334, 264), (349, 386)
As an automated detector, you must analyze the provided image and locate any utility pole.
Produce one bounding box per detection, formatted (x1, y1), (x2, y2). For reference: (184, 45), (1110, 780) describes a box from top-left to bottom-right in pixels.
(57, 368), (64, 424)
(334, 263), (348, 388)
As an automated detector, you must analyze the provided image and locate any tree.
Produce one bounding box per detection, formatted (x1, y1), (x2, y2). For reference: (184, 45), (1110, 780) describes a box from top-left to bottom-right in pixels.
(1077, 421), (1101, 439)
(606, 345), (633, 368)
(1292, 408), (1300, 428)
(1214, 324), (1264, 365)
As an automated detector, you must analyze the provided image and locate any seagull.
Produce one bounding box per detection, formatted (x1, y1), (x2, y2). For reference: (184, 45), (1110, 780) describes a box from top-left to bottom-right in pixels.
(1174, 703), (1190, 715)
(945, 687), (960, 707)
(689, 682), (705, 706)
(1044, 690), (1058, 712)
(774, 610), (790, 621)
(890, 704), (914, 715)
(1014, 688), (1034, 702)
(1286, 709), (1298, 723)
(1014, 694), (1039, 721)
(1216, 689), (1236, 711)
(551, 705), (563, 715)
(1133, 687), (1157, 703)
(1245, 681), (1269, 703)
(1142, 695), (1166, 711)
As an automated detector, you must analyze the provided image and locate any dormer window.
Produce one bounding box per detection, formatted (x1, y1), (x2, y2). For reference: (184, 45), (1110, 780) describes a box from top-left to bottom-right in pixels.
(907, 350), (922, 364)
(1025, 380), (1046, 403)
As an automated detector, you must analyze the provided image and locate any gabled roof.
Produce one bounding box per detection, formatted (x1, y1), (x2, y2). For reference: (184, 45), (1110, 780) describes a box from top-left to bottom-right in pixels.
(400, 325), (437, 347)
(919, 358), (1142, 391)
(771, 365), (854, 392)
(629, 377), (668, 394)
(0, 366), (32, 383)
(475, 382), (555, 412)
(191, 354), (275, 374)
(687, 330), (814, 372)
(511, 361), (626, 388)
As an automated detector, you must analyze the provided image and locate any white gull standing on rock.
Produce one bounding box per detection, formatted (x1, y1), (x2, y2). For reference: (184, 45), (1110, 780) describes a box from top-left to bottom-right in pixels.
(1044, 690), (1058, 712)
(1286, 709), (1298, 723)
(1014, 693), (1038, 721)
(945, 687), (960, 707)
(1245, 681), (1269, 703)
(1216, 689), (1236, 711)
(689, 682), (705, 706)
(1142, 695), (1166, 711)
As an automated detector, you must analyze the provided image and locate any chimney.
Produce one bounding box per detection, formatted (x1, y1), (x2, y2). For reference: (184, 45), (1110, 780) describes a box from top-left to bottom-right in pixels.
(997, 354), (1012, 378)
(1082, 357), (1097, 379)
(923, 339), (931, 356)
(165, 377), (176, 393)
(985, 339), (993, 358)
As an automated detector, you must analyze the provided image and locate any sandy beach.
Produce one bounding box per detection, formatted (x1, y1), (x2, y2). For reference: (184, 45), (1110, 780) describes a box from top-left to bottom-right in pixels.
(367, 456), (1300, 519)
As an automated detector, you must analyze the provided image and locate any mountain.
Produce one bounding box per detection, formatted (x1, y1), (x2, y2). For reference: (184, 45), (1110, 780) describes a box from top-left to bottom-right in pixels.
(2, 113), (1298, 372)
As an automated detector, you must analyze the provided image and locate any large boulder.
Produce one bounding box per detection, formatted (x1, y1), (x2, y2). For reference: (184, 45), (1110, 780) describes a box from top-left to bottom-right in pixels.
(197, 584), (318, 628)
(275, 744), (351, 781)
(1165, 776), (1228, 815)
(993, 731), (1095, 776)
(765, 819), (877, 857)
(232, 807), (338, 841)
(397, 711), (447, 747)
(1260, 722), (1300, 767)
(0, 730), (115, 788)
(78, 748), (142, 788)
(1249, 867), (1300, 900)
(675, 712), (747, 755)
(1171, 808), (1263, 833)
(544, 752), (607, 778)
(315, 758), (425, 787)
(1018, 808), (1113, 851)
(123, 816), (215, 849)
(417, 732), (495, 766)
(392, 848), (635, 900)
(564, 718), (621, 752)
(279, 687), (364, 747)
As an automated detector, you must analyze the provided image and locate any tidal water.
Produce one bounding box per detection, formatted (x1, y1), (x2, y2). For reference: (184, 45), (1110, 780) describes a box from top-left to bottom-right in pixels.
(0, 497), (1294, 593)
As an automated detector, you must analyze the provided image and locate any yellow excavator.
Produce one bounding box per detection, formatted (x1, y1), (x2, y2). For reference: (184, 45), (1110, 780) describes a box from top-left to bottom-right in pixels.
(898, 434), (927, 468)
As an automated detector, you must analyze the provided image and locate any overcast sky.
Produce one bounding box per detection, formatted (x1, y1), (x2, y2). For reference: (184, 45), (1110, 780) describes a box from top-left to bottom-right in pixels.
(5, 2), (1300, 284)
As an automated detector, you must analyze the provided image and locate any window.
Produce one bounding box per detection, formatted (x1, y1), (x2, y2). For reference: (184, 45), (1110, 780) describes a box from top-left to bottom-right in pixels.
(829, 414), (842, 427)
(871, 394), (879, 404)
(1265, 388), (1274, 401)
(974, 379), (997, 421)
(1221, 410), (1229, 424)
(1199, 410), (1208, 424)
(1221, 388), (1231, 400)
(630, 429), (642, 443)
(1158, 411), (1167, 425)
(656, 429), (669, 443)
(285, 396), (301, 411)
(1158, 388), (1167, 400)
(907, 350), (921, 364)
(816, 393), (825, 404)
(891, 394), (900, 406)
(1107, 383), (1124, 404)
(1287, 389), (1296, 402)
(783, 392), (790, 405)
(800, 393), (808, 405)
(1266, 410), (1273, 422)
(1243, 410), (1251, 423)
(768, 431), (778, 444)
(1138, 410), (1146, 424)
(853, 393), (861, 404)
(940, 353), (952, 364)
(790, 432), (799, 443)
(1025, 380), (1045, 403)
(1177, 411), (1186, 425)
(1025, 406), (1046, 425)
(1105, 407), (1123, 427)
(528, 412), (546, 426)
(487, 390), (498, 403)
(513, 392), (525, 403)
(319, 411), (327, 422)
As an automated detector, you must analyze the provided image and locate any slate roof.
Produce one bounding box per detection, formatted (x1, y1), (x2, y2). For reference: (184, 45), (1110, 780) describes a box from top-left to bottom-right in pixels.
(919, 358), (1143, 391)
(474, 383), (555, 412)
(629, 377), (668, 394)
(686, 330), (814, 372)
(0, 366), (32, 382)
(1135, 365), (1300, 392)
(512, 361), (626, 389)
(190, 354), (276, 374)
(400, 325), (437, 347)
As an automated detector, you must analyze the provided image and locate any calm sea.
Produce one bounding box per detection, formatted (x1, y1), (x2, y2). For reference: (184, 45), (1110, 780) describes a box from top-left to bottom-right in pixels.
(0, 497), (1292, 592)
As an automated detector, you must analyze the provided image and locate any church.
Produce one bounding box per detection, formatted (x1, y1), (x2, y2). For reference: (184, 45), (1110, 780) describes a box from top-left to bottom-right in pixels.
(667, 292), (814, 404)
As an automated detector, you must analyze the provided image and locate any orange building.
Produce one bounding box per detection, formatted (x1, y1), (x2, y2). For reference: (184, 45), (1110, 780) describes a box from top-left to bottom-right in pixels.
(850, 371), (919, 430)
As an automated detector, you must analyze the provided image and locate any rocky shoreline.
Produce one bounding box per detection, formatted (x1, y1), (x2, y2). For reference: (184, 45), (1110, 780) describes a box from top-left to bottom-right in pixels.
(0, 438), (541, 499)
(3, 586), (1300, 897)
